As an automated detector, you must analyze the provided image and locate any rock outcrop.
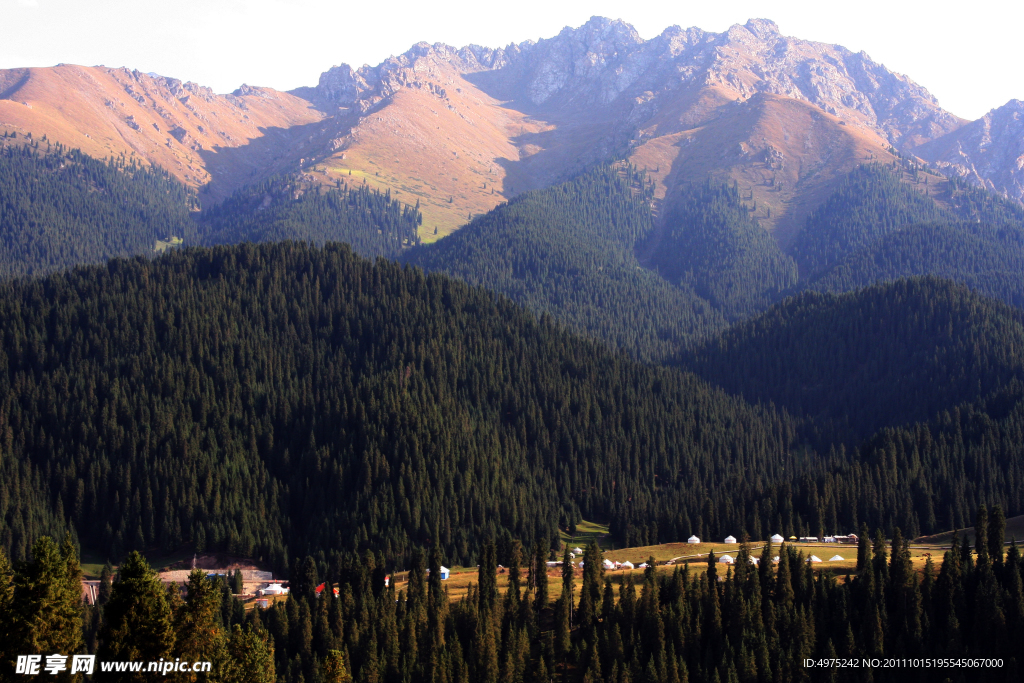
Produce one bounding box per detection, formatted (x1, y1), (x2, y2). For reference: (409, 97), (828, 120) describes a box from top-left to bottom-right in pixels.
(917, 99), (1024, 202)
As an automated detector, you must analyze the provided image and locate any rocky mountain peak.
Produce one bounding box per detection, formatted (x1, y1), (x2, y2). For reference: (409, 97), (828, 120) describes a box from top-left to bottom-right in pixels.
(917, 99), (1024, 201)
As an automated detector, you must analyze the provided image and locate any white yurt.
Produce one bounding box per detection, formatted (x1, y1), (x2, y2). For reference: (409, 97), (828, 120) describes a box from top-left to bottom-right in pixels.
(724, 535), (737, 543)
(572, 547), (584, 554)
(718, 554), (735, 564)
(770, 534), (785, 543)
(603, 559), (616, 570)
(772, 556), (780, 564)
(687, 535), (701, 544)
(637, 562), (648, 568)
(621, 561), (634, 570)
(749, 557), (760, 565)
(807, 555), (822, 563)
(829, 555), (845, 562)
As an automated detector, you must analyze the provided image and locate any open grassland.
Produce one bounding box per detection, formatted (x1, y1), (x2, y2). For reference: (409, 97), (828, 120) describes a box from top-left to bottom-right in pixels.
(915, 514), (1024, 546)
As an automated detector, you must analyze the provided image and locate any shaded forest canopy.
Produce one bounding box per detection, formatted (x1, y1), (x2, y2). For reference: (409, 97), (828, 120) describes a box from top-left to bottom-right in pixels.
(403, 164), (725, 361)
(200, 176), (421, 257)
(0, 143), (197, 279)
(0, 241), (805, 571)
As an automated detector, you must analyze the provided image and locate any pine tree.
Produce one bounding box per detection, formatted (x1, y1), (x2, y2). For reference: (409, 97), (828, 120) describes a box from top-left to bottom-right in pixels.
(322, 649), (352, 683)
(534, 540), (549, 612)
(8, 536), (83, 678)
(98, 563), (114, 606)
(98, 551), (175, 681)
(988, 505), (1006, 572)
(0, 546), (16, 678)
(225, 623), (276, 683)
(479, 538), (497, 615)
(173, 569), (227, 682)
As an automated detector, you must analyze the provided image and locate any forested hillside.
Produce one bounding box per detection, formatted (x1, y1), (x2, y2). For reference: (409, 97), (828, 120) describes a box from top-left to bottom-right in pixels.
(201, 177), (421, 257)
(403, 165), (725, 360)
(0, 241), (799, 569)
(789, 164), (949, 277)
(648, 180), (798, 320)
(805, 221), (1024, 307)
(0, 141), (197, 278)
(681, 278), (1024, 444)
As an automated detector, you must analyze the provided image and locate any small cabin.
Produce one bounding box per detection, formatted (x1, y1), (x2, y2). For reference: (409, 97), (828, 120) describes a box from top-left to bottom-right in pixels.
(426, 566), (450, 580)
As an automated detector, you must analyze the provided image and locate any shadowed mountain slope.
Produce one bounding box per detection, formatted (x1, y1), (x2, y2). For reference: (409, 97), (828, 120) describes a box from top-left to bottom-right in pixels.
(681, 278), (1024, 444)
(403, 164), (725, 360)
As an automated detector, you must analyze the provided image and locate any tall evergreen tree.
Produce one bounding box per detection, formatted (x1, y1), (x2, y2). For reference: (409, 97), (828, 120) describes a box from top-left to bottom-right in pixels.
(98, 551), (175, 682)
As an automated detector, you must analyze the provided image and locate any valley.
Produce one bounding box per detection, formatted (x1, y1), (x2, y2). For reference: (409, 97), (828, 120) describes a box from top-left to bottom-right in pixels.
(2, 12), (1024, 683)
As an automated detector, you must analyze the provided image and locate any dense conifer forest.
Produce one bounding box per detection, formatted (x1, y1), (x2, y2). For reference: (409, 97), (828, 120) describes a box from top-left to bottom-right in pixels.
(201, 177), (421, 257)
(788, 165), (949, 277)
(403, 165), (726, 361)
(0, 141), (421, 281)
(3, 509), (1022, 683)
(680, 278), (1024, 444)
(4, 138), (1024, 679)
(0, 142), (197, 278)
(647, 180), (798, 320)
(0, 241), (807, 569)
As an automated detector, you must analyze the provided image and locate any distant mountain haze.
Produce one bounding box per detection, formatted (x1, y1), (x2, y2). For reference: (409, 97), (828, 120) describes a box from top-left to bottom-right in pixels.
(2, 17), (1022, 243)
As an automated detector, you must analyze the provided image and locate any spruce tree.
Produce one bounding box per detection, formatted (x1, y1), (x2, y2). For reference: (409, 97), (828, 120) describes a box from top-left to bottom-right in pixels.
(8, 536), (83, 677)
(173, 569), (228, 682)
(98, 551), (175, 681)
(0, 546), (15, 678)
(225, 623), (276, 683)
(975, 505), (990, 569)
(988, 505), (1006, 572)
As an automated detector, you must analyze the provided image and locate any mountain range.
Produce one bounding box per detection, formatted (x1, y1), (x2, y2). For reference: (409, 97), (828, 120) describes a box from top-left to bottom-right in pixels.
(2, 17), (1022, 242)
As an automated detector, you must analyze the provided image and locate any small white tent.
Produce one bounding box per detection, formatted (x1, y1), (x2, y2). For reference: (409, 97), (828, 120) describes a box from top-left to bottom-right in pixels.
(602, 559), (615, 570)
(807, 555), (822, 563)
(829, 555), (844, 562)
(261, 583), (289, 596)
(687, 535), (701, 544)
(572, 547), (584, 554)
(724, 535), (737, 543)
(718, 555), (735, 564)
(770, 534), (785, 543)
(749, 557), (759, 565)
(621, 561), (634, 570)
(772, 556), (780, 564)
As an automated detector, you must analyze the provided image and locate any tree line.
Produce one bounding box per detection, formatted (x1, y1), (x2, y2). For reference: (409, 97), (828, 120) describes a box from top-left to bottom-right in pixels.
(3, 503), (1022, 682)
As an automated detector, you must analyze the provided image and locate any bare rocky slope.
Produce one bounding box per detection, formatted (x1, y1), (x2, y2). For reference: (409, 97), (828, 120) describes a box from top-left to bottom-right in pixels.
(4, 17), (1021, 240)
(916, 99), (1024, 202)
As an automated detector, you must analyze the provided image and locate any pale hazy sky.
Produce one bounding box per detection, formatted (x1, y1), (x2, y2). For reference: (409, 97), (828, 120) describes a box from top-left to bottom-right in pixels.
(1, 0), (1020, 121)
